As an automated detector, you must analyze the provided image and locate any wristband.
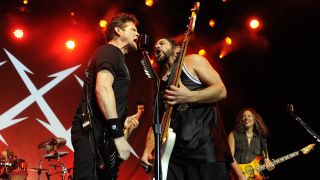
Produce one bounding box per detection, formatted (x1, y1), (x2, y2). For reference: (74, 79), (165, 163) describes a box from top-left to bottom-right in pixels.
(106, 118), (124, 138)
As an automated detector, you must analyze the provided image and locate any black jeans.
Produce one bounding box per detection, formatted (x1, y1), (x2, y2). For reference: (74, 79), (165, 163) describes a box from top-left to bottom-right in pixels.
(71, 122), (118, 180)
(167, 160), (231, 180)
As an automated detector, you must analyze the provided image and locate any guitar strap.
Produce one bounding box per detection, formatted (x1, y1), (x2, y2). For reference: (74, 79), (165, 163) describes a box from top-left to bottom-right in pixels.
(82, 83), (106, 170)
(259, 136), (268, 158)
(166, 62), (179, 86)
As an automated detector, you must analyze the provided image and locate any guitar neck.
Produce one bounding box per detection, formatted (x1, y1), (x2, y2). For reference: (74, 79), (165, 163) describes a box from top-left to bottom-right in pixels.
(257, 150), (300, 171)
(123, 109), (144, 139)
(160, 1), (199, 145)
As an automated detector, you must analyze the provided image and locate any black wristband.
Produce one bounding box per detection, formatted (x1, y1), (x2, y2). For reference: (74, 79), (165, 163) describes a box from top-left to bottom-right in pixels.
(106, 118), (124, 138)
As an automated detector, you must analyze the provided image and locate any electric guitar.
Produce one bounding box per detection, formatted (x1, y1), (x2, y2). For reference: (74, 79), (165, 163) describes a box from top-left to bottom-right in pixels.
(236, 143), (315, 179)
(99, 105), (144, 171)
(155, 2), (200, 180)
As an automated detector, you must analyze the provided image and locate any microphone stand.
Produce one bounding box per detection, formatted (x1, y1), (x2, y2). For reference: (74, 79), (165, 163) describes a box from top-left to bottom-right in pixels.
(140, 49), (162, 180)
(290, 112), (320, 143)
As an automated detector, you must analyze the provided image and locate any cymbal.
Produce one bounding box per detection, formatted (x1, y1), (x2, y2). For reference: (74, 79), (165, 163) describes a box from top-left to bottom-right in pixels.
(38, 137), (66, 151)
(29, 168), (49, 172)
(43, 151), (68, 160)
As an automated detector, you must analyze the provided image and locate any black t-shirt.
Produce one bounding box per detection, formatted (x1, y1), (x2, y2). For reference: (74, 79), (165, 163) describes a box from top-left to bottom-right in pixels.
(74, 44), (129, 131)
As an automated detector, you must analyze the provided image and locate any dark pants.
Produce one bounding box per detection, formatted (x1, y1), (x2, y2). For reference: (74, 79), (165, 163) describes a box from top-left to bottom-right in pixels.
(71, 122), (118, 180)
(167, 160), (231, 180)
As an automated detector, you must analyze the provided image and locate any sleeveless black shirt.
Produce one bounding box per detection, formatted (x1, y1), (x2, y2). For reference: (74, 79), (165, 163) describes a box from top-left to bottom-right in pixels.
(168, 64), (217, 164)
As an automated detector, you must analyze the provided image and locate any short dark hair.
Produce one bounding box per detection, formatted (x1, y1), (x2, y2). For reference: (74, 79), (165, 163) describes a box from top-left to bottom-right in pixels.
(105, 13), (138, 42)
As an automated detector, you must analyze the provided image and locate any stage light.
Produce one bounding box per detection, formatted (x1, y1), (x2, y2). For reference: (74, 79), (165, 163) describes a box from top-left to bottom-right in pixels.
(13, 29), (24, 39)
(99, 20), (107, 29)
(150, 58), (154, 65)
(198, 49), (206, 56)
(145, 0), (154, 7)
(225, 37), (232, 45)
(249, 18), (260, 30)
(209, 20), (215, 28)
(219, 53), (224, 59)
(65, 40), (76, 50)
(23, 0), (28, 5)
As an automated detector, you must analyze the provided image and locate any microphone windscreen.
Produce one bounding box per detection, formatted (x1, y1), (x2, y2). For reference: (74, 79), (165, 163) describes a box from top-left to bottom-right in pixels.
(138, 34), (149, 50)
(287, 104), (294, 113)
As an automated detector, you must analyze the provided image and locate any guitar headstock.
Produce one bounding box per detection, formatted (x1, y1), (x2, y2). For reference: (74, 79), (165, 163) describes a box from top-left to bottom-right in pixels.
(301, 143), (316, 155)
(187, 1), (200, 35)
(137, 105), (145, 115)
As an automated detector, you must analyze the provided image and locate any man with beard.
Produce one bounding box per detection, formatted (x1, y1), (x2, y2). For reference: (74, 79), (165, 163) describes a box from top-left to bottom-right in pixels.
(71, 13), (140, 180)
(141, 38), (232, 180)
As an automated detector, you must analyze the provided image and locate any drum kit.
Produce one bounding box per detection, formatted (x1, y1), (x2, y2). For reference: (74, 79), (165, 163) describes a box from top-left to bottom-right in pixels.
(0, 149), (28, 180)
(0, 137), (72, 180)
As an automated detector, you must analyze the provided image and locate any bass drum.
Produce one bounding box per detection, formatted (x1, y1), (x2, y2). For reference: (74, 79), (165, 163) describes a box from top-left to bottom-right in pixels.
(10, 159), (28, 180)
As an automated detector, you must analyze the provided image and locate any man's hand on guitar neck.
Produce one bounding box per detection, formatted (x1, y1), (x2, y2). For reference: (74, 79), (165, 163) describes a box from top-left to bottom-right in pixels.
(264, 158), (275, 171)
(140, 127), (155, 172)
(124, 114), (140, 130)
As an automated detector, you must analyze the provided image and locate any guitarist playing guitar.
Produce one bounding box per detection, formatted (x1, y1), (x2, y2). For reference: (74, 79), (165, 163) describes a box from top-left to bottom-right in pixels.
(228, 108), (275, 180)
(141, 2), (229, 180)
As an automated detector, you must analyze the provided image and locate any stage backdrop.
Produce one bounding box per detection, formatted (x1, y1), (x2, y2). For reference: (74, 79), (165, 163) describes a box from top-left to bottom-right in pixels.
(0, 40), (154, 179)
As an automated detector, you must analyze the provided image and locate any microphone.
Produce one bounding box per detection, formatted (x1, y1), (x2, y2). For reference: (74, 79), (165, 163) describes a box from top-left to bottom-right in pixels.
(287, 104), (294, 114)
(138, 34), (149, 50)
(137, 34), (158, 80)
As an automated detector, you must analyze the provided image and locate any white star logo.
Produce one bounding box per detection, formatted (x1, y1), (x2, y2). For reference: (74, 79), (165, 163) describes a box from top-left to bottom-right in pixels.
(0, 48), (83, 151)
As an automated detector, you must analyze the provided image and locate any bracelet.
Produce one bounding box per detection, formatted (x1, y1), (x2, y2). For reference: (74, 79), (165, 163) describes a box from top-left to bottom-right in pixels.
(106, 118), (124, 138)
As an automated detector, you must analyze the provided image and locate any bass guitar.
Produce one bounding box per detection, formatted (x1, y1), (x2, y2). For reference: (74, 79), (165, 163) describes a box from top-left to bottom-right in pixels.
(99, 105), (144, 172)
(156, 2), (200, 180)
(236, 143), (315, 179)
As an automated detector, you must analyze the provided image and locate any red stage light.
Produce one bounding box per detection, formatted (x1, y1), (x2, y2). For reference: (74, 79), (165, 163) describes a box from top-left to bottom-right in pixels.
(249, 18), (260, 30)
(65, 40), (76, 50)
(13, 29), (24, 39)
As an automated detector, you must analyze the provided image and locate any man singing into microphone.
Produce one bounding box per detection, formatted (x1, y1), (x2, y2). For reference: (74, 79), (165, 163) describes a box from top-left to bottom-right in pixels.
(71, 13), (140, 180)
(140, 37), (231, 180)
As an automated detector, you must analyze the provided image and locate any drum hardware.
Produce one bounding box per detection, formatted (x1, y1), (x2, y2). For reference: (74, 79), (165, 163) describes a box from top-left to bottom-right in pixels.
(49, 163), (60, 170)
(39, 137), (72, 180)
(1, 149), (28, 180)
(28, 160), (48, 180)
(43, 151), (68, 160)
(0, 162), (12, 167)
(38, 137), (67, 152)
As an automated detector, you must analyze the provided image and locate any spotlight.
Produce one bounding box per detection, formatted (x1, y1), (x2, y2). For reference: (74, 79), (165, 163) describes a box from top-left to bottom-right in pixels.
(198, 49), (206, 56)
(209, 19), (215, 28)
(145, 0), (154, 7)
(249, 18), (261, 30)
(99, 20), (107, 29)
(225, 37), (232, 45)
(65, 40), (76, 50)
(13, 29), (24, 39)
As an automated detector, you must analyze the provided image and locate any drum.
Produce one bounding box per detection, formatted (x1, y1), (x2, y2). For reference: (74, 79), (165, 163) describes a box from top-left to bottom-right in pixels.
(0, 160), (11, 179)
(10, 159), (28, 180)
(12, 159), (27, 171)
